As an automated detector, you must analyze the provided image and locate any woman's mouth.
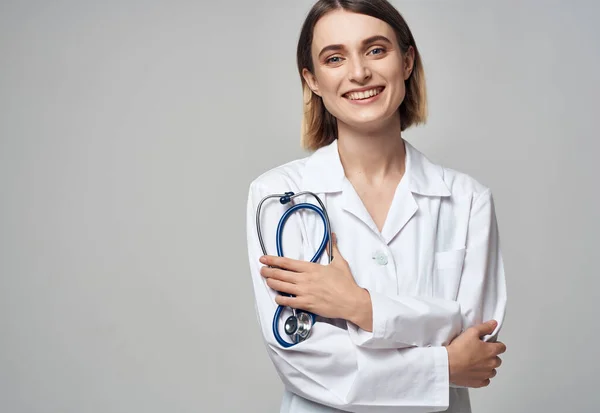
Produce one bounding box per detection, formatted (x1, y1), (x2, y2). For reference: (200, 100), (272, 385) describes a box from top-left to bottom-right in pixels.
(343, 86), (385, 103)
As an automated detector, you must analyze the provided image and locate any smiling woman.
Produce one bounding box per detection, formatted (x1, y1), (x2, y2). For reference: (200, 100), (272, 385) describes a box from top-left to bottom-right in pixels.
(246, 1), (507, 413)
(297, 1), (427, 151)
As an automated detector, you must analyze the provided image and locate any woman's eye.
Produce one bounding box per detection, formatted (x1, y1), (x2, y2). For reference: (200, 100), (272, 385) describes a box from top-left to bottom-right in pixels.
(326, 56), (342, 64)
(369, 48), (385, 56)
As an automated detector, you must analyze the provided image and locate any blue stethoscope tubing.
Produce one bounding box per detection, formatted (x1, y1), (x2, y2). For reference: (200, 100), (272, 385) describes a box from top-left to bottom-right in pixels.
(255, 191), (333, 348)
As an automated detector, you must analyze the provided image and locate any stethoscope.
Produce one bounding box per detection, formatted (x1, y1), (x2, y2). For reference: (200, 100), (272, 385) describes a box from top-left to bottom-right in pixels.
(256, 191), (332, 348)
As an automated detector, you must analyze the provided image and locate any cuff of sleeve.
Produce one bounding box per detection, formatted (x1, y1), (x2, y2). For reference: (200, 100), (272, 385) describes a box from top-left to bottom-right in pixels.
(433, 346), (451, 405)
(346, 289), (388, 348)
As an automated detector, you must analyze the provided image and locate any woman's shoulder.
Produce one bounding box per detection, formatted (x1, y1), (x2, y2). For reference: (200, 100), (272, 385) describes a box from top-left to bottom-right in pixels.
(439, 164), (493, 204)
(248, 155), (310, 195)
(406, 141), (492, 202)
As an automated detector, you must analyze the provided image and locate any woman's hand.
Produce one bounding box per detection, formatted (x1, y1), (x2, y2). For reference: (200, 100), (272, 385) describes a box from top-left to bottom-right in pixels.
(259, 234), (373, 330)
(446, 320), (506, 388)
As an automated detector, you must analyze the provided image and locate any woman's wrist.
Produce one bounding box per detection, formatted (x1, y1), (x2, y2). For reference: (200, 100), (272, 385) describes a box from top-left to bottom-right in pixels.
(349, 287), (373, 332)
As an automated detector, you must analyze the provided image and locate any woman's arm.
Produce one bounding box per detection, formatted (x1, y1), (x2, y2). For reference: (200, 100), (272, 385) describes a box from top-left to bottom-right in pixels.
(260, 250), (465, 349)
(455, 188), (506, 338)
(346, 291), (463, 348)
(247, 179), (450, 413)
(346, 188), (506, 349)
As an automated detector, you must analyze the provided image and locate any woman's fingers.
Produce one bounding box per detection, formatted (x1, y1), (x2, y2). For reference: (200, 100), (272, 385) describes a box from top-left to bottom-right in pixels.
(266, 278), (300, 296)
(275, 294), (302, 309)
(260, 255), (314, 272)
(260, 266), (299, 283)
(493, 341), (507, 355)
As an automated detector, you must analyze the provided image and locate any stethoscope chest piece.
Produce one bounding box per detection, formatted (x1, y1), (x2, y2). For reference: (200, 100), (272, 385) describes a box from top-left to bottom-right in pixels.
(285, 311), (312, 342)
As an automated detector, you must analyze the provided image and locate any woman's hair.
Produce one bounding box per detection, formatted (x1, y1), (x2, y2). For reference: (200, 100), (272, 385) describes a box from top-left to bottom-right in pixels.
(297, 0), (427, 151)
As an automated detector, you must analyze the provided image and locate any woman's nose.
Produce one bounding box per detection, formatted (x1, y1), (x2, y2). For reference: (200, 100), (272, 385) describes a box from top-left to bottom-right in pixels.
(347, 58), (372, 83)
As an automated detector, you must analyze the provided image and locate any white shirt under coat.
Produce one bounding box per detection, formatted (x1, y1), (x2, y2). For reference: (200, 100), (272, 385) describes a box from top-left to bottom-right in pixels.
(246, 138), (507, 413)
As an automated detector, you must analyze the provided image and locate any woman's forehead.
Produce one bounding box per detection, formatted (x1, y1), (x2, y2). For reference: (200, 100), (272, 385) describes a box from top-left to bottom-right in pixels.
(311, 10), (395, 50)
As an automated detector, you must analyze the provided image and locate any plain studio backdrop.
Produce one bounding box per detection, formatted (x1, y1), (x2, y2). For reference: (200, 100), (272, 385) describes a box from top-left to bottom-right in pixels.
(1, 0), (598, 412)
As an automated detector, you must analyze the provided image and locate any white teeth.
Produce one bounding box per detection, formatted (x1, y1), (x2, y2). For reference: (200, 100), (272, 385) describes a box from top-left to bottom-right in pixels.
(345, 87), (383, 100)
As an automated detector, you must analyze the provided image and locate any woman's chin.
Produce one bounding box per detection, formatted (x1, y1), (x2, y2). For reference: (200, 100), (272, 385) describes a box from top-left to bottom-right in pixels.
(339, 112), (400, 132)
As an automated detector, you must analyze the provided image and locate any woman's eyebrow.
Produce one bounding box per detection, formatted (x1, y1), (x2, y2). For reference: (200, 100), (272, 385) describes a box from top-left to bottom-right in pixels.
(318, 35), (393, 58)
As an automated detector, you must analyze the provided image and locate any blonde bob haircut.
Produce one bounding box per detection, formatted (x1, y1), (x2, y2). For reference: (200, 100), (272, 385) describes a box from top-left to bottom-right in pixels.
(297, 0), (427, 151)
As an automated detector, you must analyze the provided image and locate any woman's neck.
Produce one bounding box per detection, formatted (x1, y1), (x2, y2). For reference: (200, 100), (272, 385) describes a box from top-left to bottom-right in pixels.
(336, 115), (406, 186)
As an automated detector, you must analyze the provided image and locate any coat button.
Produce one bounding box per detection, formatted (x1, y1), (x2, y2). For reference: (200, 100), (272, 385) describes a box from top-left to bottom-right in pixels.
(372, 250), (388, 265)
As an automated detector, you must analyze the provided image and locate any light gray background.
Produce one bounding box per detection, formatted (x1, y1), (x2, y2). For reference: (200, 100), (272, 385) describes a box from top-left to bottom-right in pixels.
(1, 0), (598, 412)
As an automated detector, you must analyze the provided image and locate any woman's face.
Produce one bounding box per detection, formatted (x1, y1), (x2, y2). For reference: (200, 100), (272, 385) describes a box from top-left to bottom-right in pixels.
(303, 10), (414, 132)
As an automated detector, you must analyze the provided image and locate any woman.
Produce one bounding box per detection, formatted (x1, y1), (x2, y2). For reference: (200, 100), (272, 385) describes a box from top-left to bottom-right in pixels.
(246, 1), (507, 412)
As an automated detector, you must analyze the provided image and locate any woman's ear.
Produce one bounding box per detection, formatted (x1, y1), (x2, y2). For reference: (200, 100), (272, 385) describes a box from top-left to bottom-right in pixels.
(403, 46), (415, 80)
(302, 68), (321, 97)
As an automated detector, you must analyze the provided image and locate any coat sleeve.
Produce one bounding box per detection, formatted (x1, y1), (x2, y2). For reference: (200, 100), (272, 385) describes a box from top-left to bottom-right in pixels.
(346, 293), (462, 348)
(455, 188), (506, 340)
(247, 179), (450, 413)
(346, 189), (506, 351)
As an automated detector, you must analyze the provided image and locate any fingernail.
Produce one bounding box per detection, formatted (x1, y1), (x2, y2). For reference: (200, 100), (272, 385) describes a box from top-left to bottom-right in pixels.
(259, 256), (267, 263)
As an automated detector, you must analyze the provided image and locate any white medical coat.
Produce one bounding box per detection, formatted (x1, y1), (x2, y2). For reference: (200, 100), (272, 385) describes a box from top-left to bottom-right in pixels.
(246, 138), (506, 413)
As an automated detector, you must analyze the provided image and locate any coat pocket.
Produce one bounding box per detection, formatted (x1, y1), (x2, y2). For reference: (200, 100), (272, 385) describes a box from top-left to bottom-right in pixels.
(433, 248), (466, 300)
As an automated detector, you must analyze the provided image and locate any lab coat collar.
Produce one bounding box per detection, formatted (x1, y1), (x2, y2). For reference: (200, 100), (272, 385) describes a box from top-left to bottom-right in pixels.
(301, 138), (451, 197)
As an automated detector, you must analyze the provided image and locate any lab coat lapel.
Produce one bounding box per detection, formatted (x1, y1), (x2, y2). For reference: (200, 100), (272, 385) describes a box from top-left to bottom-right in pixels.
(340, 178), (381, 236)
(302, 140), (383, 236)
(301, 139), (451, 244)
(381, 178), (418, 244)
(381, 140), (451, 244)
